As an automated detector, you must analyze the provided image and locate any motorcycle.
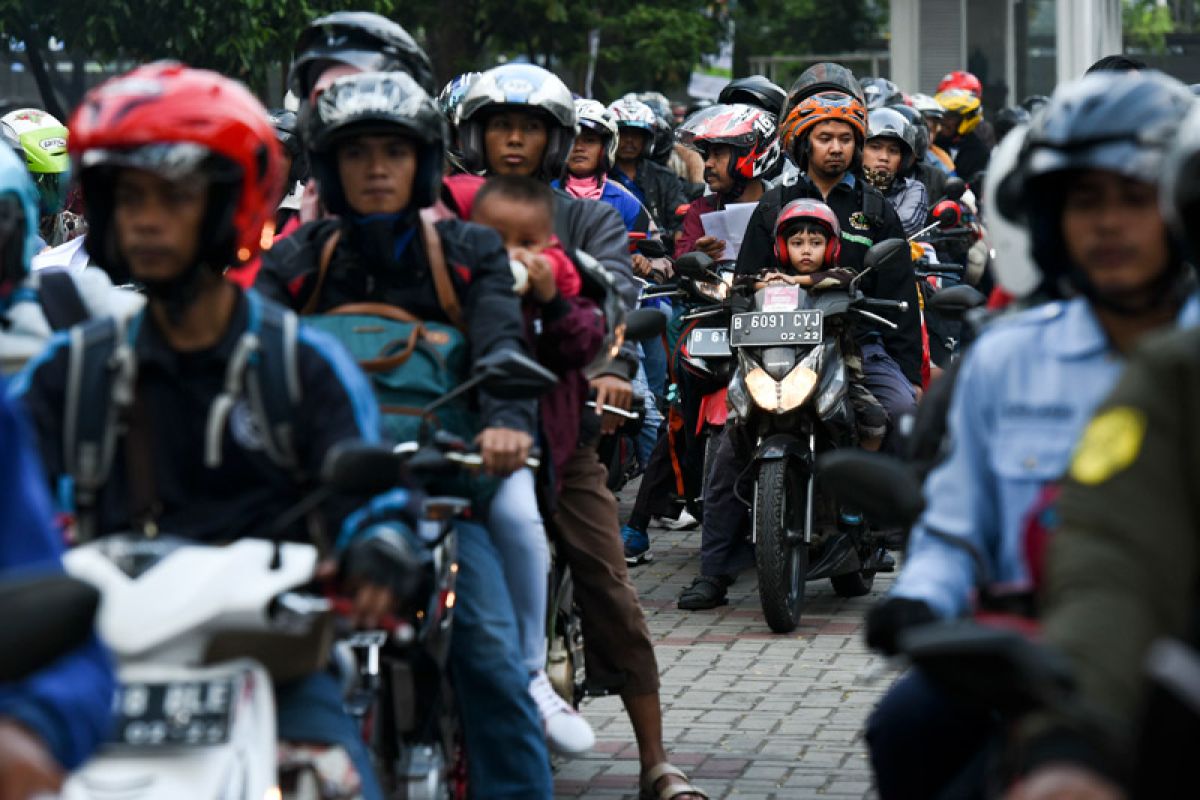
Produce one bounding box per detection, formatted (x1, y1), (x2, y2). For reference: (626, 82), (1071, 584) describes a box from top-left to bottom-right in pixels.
(642, 254), (737, 516)
(62, 349), (556, 800)
(724, 239), (911, 633)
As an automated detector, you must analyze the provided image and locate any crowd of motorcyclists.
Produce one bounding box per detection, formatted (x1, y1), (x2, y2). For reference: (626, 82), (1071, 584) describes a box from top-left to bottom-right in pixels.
(1, 9), (1199, 798)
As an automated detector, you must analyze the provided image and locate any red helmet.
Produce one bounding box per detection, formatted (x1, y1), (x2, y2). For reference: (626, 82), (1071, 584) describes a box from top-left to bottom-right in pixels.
(69, 62), (285, 278)
(773, 198), (841, 268)
(937, 70), (982, 98)
(779, 91), (867, 163)
(676, 103), (780, 181)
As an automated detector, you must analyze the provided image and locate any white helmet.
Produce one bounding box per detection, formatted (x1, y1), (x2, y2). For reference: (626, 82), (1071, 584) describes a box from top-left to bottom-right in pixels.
(983, 125), (1038, 296)
(573, 99), (619, 171)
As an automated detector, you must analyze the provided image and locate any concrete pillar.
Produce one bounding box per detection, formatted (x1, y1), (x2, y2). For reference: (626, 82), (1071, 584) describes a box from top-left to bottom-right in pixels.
(1057, 0), (1123, 84)
(890, 0), (921, 91)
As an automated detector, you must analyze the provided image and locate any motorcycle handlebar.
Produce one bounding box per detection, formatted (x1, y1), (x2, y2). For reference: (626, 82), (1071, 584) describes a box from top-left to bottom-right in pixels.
(860, 297), (909, 314)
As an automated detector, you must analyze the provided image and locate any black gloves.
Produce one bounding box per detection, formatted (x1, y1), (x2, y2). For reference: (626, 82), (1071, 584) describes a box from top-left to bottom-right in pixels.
(865, 597), (938, 655)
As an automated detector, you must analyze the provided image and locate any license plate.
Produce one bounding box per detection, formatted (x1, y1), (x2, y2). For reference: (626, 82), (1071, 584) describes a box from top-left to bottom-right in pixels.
(730, 310), (823, 347)
(109, 678), (234, 747)
(687, 327), (730, 357)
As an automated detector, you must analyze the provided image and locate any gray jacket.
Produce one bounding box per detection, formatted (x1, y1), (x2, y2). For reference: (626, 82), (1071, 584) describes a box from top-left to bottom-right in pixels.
(884, 177), (930, 238)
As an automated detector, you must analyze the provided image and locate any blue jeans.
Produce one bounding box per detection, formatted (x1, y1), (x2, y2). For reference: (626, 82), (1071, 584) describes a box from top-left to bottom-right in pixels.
(865, 668), (997, 799)
(486, 469), (550, 673)
(860, 341), (918, 453)
(450, 520), (553, 798)
(633, 356), (664, 470)
(276, 671), (384, 800)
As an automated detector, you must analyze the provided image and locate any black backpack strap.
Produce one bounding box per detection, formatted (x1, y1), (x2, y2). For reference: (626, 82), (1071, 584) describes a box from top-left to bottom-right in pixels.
(63, 314), (139, 541)
(204, 290), (302, 474)
(39, 269), (90, 331)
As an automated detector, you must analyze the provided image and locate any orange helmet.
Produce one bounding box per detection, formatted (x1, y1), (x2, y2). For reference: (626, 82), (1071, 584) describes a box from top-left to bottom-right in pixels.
(70, 62), (285, 280)
(779, 91), (867, 162)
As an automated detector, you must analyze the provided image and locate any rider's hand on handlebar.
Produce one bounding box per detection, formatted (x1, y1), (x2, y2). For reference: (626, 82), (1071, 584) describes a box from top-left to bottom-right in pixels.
(694, 235), (727, 261)
(631, 253), (653, 278)
(590, 375), (633, 435)
(1005, 765), (1125, 800)
(476, 427), (534, 477)
(864, 597), (938, 655)
(0, 720), (64, 800)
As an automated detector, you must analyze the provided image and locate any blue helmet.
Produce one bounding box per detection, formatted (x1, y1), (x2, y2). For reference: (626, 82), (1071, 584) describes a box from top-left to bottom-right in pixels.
(0, 143), (42, 286)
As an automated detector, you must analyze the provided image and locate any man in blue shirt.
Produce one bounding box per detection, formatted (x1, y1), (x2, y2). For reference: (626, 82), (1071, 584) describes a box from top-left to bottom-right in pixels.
(862, 70), (1199, 800)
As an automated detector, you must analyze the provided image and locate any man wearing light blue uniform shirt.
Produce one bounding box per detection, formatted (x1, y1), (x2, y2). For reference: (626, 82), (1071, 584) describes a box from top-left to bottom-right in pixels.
(862, 70), (1200, 799)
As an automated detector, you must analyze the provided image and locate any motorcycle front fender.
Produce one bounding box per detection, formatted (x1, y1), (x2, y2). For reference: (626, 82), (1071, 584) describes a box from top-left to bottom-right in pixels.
(752, 433), (811, 470)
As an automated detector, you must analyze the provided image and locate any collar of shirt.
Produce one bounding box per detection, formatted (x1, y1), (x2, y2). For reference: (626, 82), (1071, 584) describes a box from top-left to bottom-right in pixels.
(135, 288), (249, 373)
(798, 170), (856, 194)
(1048, 293), (1200, 359)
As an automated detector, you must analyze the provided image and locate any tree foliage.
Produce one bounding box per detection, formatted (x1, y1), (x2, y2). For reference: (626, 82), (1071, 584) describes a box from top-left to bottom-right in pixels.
(732, 0), (886, 79)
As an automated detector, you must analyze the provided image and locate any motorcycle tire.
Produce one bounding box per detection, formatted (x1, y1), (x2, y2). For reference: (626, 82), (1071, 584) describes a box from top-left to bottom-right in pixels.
(753, 459), (808, 633)
(830, 569), (875, 598)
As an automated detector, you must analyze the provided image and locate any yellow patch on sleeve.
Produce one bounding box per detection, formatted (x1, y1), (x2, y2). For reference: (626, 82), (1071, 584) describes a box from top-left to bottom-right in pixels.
(1069, 406), (1147, 486)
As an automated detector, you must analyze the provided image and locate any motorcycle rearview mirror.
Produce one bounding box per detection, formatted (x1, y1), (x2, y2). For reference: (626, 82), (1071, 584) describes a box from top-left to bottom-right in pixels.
(862, 238), (911, 276)
(675, 251), (716, 280)
(0, 574), (100, 682)
(927, 284), (987, 318)
(624, 307), (667, 342)
(899, 622), (1076, 716)
(942, 176), (966, 202)
(635, 238), (670, 259)
(816, 450), (925, 529)
(475, 349), (559, 400)
(322, 440), (405, 495)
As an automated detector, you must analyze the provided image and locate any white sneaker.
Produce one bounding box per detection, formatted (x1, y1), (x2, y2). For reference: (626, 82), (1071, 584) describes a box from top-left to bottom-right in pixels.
(664, 509), (699, 530)
(529, 670), (595, 757)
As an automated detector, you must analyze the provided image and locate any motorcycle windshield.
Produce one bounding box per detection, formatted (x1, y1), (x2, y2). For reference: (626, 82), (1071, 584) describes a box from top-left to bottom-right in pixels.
(92, 534), (193, 579)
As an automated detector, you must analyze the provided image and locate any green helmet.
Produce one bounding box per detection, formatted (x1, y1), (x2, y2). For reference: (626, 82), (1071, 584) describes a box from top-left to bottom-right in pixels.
(1, 108), (69, 216)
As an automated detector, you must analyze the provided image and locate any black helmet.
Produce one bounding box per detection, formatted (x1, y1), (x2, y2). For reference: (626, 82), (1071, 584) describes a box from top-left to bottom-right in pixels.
(649, 112), (675, 164)
(997, 70), (1195, 301)
(306, 71), (446, 214)
(860, 77), (904, 110)
(457, 64), (577, 178)
(1161, 101), (1200, 263)
(886, 104), (929, 160)
(719, 75), (786, 121)
(993, 106), (1032, 143)
(289, 12), (435, 101)
(779, 63), (865, 154)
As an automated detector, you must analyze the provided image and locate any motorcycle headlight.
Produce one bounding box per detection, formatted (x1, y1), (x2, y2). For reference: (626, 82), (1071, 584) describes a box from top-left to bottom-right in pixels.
(744, 365), (818, 414)
(777, 365), (819, 413)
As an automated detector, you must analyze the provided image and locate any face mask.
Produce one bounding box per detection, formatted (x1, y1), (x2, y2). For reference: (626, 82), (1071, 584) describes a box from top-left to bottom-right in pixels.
(863, 165), (895, 191)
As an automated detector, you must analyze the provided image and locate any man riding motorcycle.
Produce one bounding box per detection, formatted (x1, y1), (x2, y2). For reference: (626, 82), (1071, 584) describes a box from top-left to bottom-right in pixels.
(12, 62), (401, 799)
(863, 107), (929, 236)
(0, 195), (113, 800)
(862, 69), (1198, 800)
(608, 97), (689, 235)
(1, 108), (81, 248)
(1005, 94), (1200, 800)
(255, 69), (556, 794)
(620, 102), (781, 565)
(456, 62), (708, 800)
(934, 88), (991, 188)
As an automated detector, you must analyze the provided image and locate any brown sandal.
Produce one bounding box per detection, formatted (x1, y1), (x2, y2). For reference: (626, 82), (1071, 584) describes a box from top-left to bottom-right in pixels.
(639, 763), (709, 800)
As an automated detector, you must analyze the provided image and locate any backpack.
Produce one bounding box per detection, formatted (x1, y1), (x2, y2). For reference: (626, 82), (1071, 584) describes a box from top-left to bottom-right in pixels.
(37, 269), (90, 331)
(63, 290), (302, 539)
(300, 213), (486, 475)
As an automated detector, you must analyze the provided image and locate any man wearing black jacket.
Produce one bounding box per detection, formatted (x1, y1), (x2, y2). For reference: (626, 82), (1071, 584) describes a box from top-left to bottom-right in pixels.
(680, 88), (917, 611)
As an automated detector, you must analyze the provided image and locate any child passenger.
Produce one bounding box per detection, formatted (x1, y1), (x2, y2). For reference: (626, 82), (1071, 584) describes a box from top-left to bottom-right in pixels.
(760, 198), (888, 451)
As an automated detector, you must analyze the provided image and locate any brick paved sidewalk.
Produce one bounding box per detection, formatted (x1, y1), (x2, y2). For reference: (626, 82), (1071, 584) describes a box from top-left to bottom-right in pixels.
(552, 482), (896, 799)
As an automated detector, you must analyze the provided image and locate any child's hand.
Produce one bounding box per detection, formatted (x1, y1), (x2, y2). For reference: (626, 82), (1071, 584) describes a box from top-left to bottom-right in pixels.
(512, 248), (557, 303)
